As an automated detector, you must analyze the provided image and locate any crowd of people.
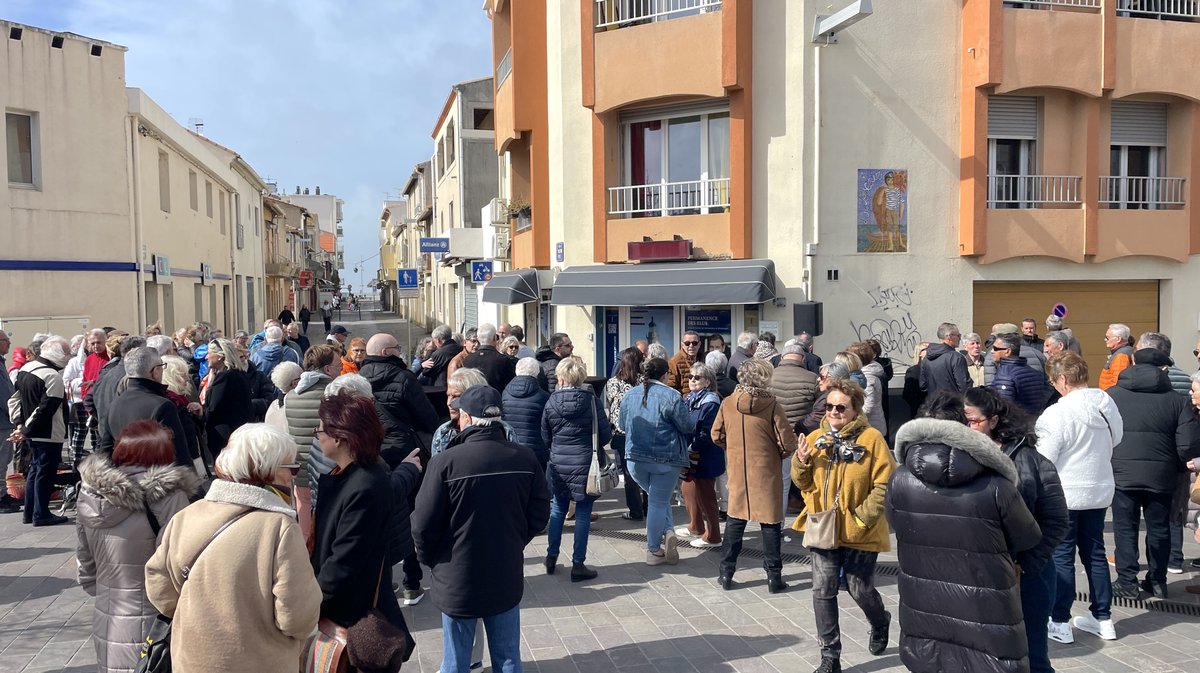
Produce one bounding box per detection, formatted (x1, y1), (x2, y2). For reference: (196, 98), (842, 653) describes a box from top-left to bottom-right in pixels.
(2, 308), (1199, 673)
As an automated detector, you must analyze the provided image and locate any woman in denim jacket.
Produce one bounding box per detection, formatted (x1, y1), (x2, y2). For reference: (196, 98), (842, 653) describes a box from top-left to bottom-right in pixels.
(620, 358), (696, 565)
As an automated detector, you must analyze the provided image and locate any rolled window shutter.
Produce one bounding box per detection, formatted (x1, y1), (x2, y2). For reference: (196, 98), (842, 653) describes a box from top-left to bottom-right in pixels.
(987, 96), (1038, 140)
(1111, 101), (1168, 146)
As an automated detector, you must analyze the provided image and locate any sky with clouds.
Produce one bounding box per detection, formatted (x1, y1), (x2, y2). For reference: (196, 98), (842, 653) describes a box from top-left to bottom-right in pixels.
(5, 0), (494, 292)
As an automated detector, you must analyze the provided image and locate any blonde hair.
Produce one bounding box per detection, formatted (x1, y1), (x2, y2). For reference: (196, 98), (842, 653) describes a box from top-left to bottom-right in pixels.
(447, 367), (488, 394)
(161, 355), (195, 398)
(555, 356), (588, 388)
(210, 338), (247, 371)
(215, 423), (297, 485)
(834, 350), (863, 373)
(501, 336), (520, 352)
(736, 359), (773, 389)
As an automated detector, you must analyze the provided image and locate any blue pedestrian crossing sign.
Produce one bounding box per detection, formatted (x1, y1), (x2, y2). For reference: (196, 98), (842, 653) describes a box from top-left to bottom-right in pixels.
(471, 261), (493, 283)
(397, 268), (418, 289)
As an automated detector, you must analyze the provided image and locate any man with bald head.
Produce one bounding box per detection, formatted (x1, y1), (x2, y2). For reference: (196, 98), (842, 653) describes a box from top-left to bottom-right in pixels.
(359, 333), (440, 468)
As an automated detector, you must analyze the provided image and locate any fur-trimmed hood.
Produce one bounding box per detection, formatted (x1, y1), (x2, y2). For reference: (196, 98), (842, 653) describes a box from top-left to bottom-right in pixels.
(894, 417), (1018, 484)
(76, 454), (202, 529)
(205, 478), (297, 518)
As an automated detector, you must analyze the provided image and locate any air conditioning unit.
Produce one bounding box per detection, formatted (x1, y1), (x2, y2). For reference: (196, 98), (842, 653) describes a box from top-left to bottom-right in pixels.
(489, 197), (508, 225)
(493, 236), (510, 261)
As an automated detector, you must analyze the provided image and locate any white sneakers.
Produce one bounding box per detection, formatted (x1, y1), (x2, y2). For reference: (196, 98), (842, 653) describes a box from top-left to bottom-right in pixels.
(1072, 614), (1117, 641)
(663, 530), (680, 564)
(1047, 620), (1073, 644)
(673, 526), (698, 538)
(690, 538), (721, 549)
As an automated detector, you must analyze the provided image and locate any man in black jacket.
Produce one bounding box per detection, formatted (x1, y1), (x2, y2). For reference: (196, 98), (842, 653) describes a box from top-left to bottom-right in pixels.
(99, 347), (192, 466)
(418, 324), (461, 387)
(360, 334), (439, 467)
(919, 322), (971, 395)
(412, 386), (549, 673)
(461, 323), (516, 391)
(8, 336), (72, 526)
(1106, 348), (1200, 599)
(88, 335), (146, 451)
(534, 332), (573, 392)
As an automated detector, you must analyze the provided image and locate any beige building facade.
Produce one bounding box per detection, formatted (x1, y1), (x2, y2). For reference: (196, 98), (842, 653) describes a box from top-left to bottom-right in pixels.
(487, 0), (1200, 382)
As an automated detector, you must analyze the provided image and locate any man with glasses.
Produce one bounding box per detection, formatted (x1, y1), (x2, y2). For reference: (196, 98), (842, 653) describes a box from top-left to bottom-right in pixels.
(1099, 323), (1134, 391)
(96, 347), (191, 466)
(920, 322), (972, 396)
(535, 333), (574, 392)
(990, 333), (1049, 416)
(667, 331), (704, 394)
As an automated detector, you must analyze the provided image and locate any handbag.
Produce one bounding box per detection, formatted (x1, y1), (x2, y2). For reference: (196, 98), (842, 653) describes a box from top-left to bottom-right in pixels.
(804, 460), (840, 551)
(586, 393), (619, 497)
(136, 508), (252, 673)
(303, 563), (415, 673)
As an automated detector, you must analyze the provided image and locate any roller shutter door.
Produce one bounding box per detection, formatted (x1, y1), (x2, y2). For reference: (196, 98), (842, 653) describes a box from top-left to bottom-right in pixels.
(973, 281), (1158, 386)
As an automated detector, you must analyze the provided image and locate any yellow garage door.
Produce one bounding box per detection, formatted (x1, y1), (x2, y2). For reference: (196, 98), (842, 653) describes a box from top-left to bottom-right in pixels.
(973, 281), (1159, 387)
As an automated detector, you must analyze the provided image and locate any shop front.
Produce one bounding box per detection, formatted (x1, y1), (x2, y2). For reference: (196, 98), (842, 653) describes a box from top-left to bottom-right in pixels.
(550, 259), (777, 374)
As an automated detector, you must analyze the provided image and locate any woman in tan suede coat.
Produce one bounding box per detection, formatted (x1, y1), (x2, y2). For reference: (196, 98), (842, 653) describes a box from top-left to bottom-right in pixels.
(711, 359), (798, 593)
(792, 378), (895, 673)
(145, 424), (320, 673)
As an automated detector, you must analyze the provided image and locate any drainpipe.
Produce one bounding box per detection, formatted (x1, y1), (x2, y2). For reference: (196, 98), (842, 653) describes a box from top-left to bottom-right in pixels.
(128, 116), (147, 328)
(806, 43), (823, 303)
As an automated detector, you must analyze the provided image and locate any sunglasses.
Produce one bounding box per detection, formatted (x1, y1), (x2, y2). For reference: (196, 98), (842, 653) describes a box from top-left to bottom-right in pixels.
(688, 375), (706, 381)
(683, 341), (701, 346)
(828, 404), (850, 413)
(1193, 349), (1199, 357)
(992, 345), (1009, 352)
(279, 463), (301, 476)
(313, 428), (327, 438)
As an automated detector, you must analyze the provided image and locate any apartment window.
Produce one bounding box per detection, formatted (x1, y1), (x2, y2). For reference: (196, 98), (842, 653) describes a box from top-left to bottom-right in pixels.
(205, 181), (213, 217)
(218, 190), (226, 234)
(613, 104), (730, 217)
(447, 124), (456, 167)
(6, 112), (36, 186)
(987, 96), (1039, 208)
(158, 151), (171, 212)
(255, 205), (260, 235)
(471, 107), (494, 131)
(437, 139), (445, 178)
(188, 170), (198, 211)
(1104, 101), (1180, 209)
(235, 193), (244, 250)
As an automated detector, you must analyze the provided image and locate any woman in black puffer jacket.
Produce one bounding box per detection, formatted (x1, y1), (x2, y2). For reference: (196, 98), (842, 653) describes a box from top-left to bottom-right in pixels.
(540, 357), (612, 582)
(887, 393), (1042, 673)
(964, 387), (1068, 673)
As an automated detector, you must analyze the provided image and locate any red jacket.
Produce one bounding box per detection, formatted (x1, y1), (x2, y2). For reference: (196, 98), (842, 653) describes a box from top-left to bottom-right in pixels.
(81, 352), (111, 399)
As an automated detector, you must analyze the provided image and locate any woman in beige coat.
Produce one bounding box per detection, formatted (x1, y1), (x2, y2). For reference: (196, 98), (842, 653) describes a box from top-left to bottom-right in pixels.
(712, 359), (798, 594)
(145, 423), (321, 673)
(76, 420), (200, 673)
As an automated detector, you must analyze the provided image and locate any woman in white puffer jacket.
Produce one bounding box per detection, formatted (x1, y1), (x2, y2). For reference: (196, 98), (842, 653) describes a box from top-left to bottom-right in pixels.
(1035, 352), (1124, 644)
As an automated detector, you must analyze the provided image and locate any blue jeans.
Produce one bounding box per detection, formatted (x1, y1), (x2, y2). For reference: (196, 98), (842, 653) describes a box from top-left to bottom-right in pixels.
(1052, 508), (1112, 622)
(441, 604), (522, 673)
(546, 493), (593, 564)
(25, 440), (60, 522)
(1020, 559), (1056, 673)
(627, 460), (678, 552)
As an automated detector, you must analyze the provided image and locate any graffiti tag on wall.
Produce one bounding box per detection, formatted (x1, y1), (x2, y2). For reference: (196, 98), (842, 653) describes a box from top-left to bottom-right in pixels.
(850, 283), (923, 366)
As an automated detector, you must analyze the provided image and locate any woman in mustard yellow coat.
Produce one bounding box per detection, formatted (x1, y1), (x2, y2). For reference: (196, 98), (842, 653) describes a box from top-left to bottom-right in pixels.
(792, 378), (896, 673)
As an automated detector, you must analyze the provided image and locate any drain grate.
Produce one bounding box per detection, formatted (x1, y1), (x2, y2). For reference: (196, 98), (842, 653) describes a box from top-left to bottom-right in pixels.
(588, 526), (1200, 617)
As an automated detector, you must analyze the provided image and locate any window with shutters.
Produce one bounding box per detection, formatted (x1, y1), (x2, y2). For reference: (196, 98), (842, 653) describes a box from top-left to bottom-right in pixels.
(1103, 101), (1182, 210)
(987, 96), (1038, 209)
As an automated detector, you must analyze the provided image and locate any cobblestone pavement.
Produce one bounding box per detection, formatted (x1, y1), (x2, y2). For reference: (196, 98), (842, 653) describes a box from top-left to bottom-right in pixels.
(2, 309), (1198, 672)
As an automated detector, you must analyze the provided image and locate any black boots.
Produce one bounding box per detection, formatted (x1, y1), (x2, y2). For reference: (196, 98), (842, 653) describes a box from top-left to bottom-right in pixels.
(814, 657), (840, 673)
(717, 572), (733, 590)
(869, 611), (891, 655)
(571, 563), (598, 582)
(766, 570), (788, 594)
(544, 555), (557, 575)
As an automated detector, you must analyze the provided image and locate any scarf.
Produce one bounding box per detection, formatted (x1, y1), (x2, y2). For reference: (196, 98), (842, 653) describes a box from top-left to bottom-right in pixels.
(815, 414), (871, 463)
(754, 341), (780, 362)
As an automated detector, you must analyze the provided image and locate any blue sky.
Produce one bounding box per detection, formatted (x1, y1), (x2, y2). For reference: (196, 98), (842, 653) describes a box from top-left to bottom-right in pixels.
(4, 0), (494, 291)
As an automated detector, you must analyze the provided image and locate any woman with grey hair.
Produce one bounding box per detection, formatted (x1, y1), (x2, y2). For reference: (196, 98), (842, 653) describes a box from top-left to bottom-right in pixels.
(200, 338), (254, 459)
(706, 350), (736, 398)
(802, 361), (851, 435)
(146, 423), (320, 673)
(647, 342), (670, 362)
(678, 362), (725, 548)
(264, 361), (304, 435)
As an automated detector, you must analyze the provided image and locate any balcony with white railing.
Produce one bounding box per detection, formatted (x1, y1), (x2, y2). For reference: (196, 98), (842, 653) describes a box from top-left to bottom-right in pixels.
(608, 178), (730, 217)
(1100, 176), (1187, 209)
(987, 175), (1083, 208)
(1117, 0), (1200, 19)
(595, 0), (722, 29)
(1002, 0), (1099, 9)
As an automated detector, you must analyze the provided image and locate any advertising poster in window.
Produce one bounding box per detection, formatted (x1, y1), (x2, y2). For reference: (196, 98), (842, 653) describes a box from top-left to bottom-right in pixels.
(630, 307), (675, 350)
(857, 169), (908, 253)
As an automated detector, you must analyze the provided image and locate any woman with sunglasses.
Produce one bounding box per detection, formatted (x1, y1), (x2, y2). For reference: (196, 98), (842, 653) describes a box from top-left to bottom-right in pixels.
(792, 378), (895, 673)
(712, 359), (797, 592)
(200, 338), (255, 461)
(311, 391), (413, 661)
(964, 386), (1067, 673)
(677, 363), (725, 549)
(145, 423), (320, 673)
(501, 336), (522, 362)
